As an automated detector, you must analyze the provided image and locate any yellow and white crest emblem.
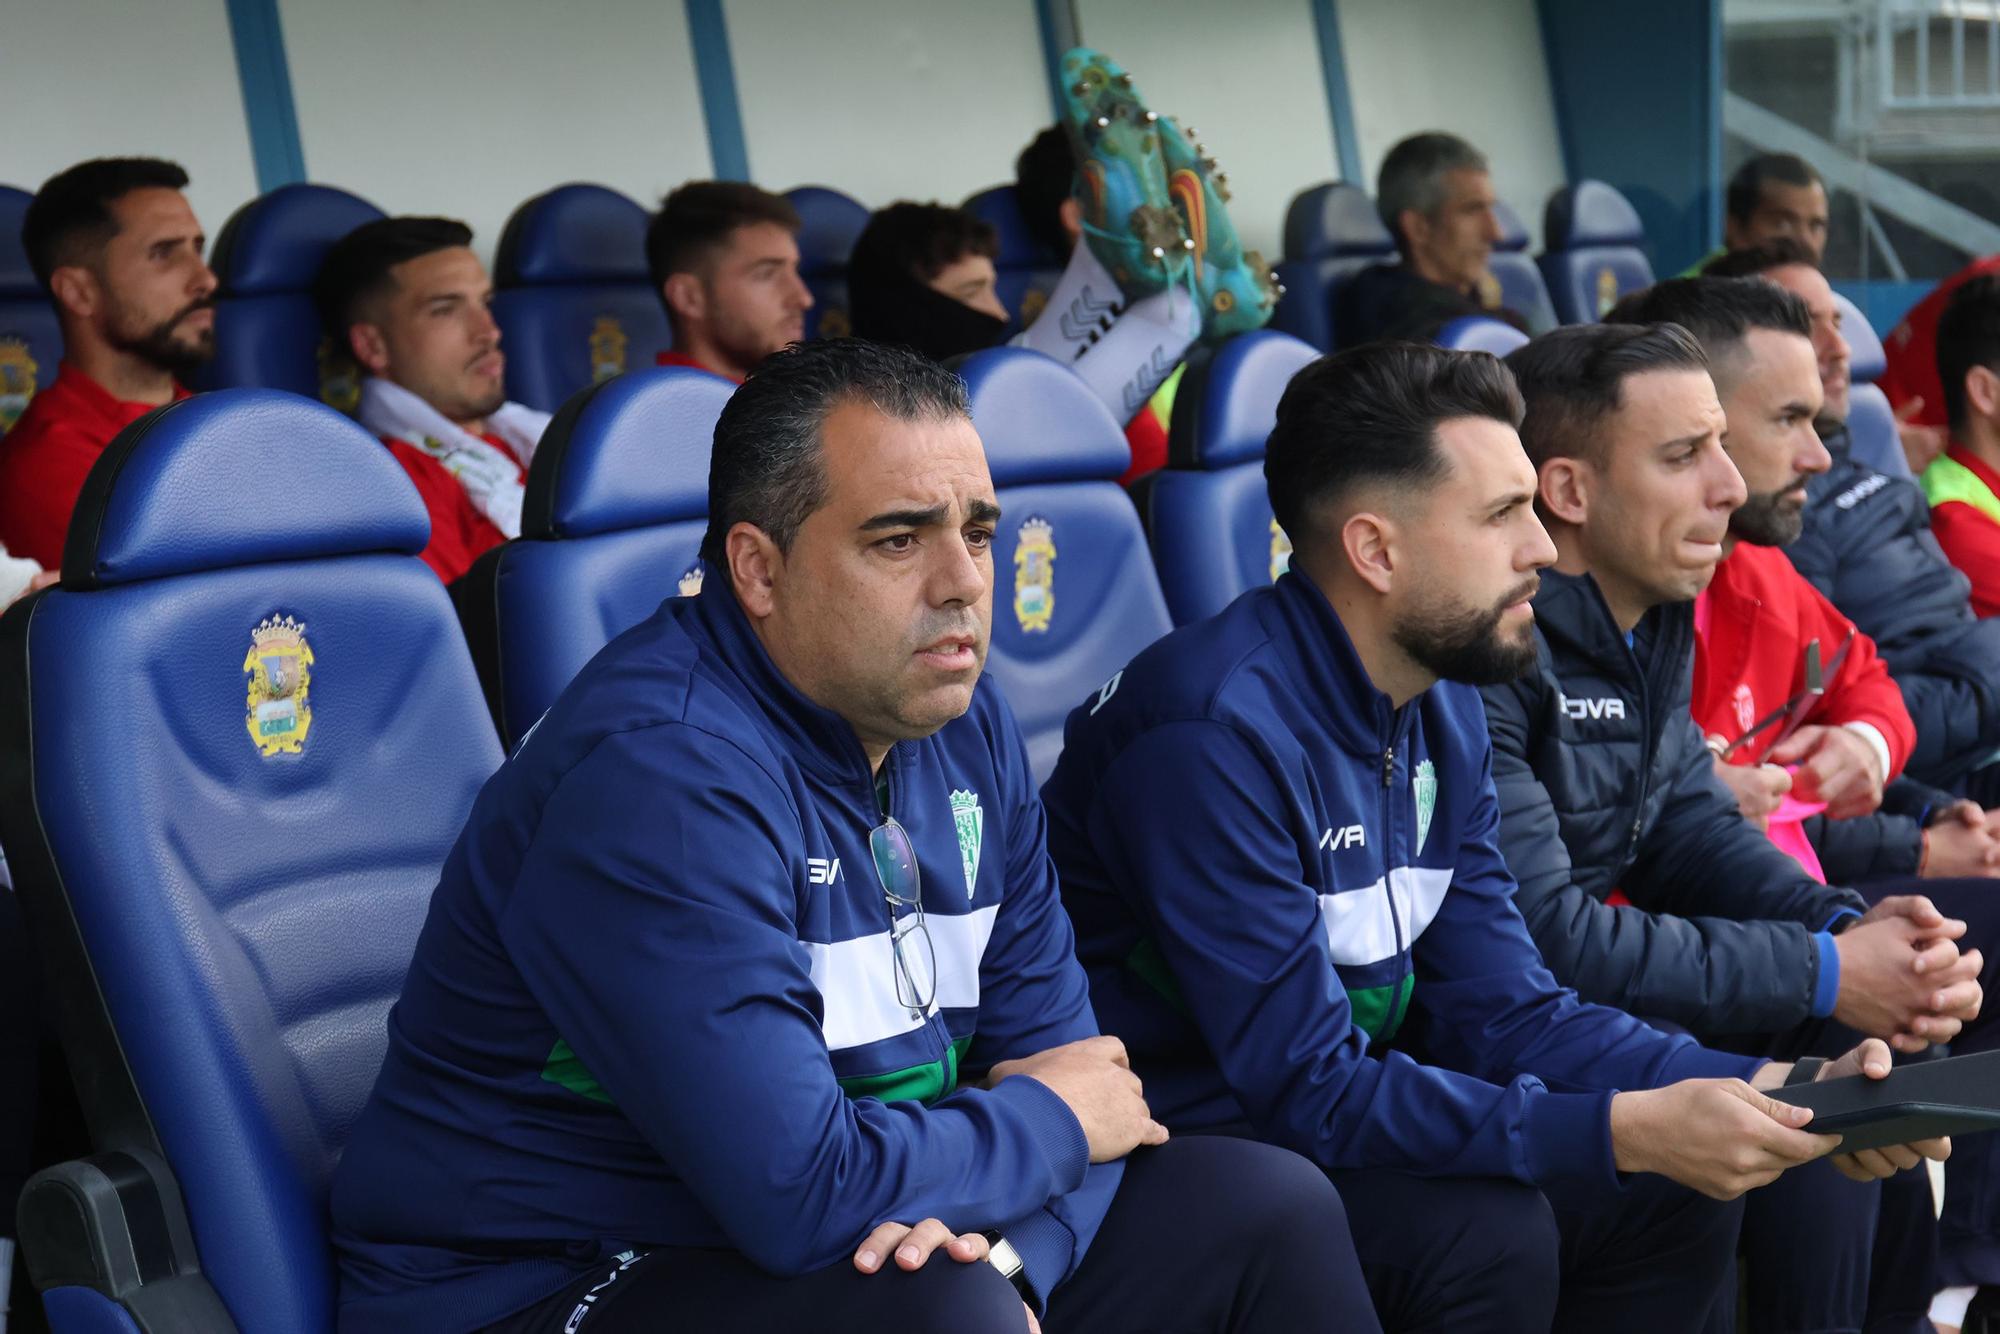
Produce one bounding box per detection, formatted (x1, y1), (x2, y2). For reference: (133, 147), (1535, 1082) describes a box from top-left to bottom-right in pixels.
(243, 615), (314, 757)
(590, 316), (629, 383)
(1595, 267), (1621, 318)
(677, 564), (705, 598)
(1013, 516), (1057, 633)
(817, 307), (852, 339)
(1476, 271), (1503, 311)
(1269, 518), (1293, 583)
(316, 338), (362, 416)
(0, 337), (39, 432)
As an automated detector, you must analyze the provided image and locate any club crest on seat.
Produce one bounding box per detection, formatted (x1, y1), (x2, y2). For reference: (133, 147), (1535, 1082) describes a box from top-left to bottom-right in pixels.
(1013, 516), (1057, 633)
(244, 614), (314, 757)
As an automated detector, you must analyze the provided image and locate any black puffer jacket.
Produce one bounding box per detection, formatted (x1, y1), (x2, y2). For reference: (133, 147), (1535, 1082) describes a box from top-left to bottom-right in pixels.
(1789, 423), (2000, 787)
(1480, 570), (1864, 1037)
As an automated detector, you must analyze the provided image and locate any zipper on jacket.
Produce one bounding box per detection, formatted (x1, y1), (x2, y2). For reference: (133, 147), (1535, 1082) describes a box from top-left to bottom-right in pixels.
(1621, 638), (1654, 863)
(1379, 730), (1411, 1042)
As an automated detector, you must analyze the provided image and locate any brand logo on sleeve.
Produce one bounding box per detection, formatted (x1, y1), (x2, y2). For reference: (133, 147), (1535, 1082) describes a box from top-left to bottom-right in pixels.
(807, 857), (843, 885)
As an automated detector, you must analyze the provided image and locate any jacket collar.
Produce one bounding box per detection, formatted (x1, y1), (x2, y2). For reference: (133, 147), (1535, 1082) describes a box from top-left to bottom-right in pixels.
(684, 567), (885, 792)
(1266, 567), (1408, 754)
(1531, 567), (1694, 684)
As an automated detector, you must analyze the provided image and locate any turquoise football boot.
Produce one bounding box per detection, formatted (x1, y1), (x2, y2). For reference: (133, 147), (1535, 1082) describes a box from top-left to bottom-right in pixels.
(1057, 47), (1190, 299)
(1156, 113), (1279, 342)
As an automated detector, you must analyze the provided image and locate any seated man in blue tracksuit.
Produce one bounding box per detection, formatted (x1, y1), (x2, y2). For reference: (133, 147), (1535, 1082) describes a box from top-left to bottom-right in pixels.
(1041, 341), (1944, 1334)
(328, 339), (1372, 1334)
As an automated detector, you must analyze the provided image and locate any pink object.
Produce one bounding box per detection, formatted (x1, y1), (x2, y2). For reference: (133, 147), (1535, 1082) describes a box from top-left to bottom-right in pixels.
(1766, 787), (1829, 882)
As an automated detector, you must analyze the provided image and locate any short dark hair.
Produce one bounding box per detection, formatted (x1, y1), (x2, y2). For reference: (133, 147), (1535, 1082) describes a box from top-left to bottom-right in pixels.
(1014, 126), (1075, 258)
(1699, 235), (1819, 279)
(1937, 274), (2000, 435)
(1605, 276), (1811, 388)
(1726, 153), (1825, 226)
(702, 337), (971, 566)
(849, 203), (998, 286)
(1504, 323), (1710, 470)
(1376, 132), (1487, 250)
(1264, 341), (1523, 555)
(311, 216), (474, 343)
(22, 157), (191, 290)
(645, 181), (801, 293)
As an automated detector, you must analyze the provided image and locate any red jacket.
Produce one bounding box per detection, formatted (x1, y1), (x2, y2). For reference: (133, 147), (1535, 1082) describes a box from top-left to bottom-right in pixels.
(1879, 255), (2000, 426)
(1691, 541), (1915, 777)
(0, 362), (190, 569)
(381, 435), (526, 584)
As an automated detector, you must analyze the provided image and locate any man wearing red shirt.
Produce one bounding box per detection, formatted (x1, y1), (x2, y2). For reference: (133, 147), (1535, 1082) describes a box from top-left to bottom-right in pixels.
(0, 158), (215, 569)
(644, 181), (812, 385)
(1881, 256), (2000, 474)
(1925, 274), (2000, 619)
(314, 217), (549, 584)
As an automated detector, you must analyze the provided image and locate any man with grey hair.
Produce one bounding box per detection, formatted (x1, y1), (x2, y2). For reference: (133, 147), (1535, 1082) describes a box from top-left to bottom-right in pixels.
(1335, 131), (1523, 349)
(329, 338), (1377, 1334)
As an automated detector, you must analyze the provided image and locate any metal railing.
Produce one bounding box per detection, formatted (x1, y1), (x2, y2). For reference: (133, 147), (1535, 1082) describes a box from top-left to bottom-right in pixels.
(1879, 0), (2000, 108)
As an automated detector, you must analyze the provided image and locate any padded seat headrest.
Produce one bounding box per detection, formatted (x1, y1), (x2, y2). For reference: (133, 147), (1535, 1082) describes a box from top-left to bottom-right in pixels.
(495, 184), (652, 286)
(787, 186), (870, 277)
(62, 389), (428, 588)
(1834, 292), (1887, 382)
(956, 347), (1130, 485)
(208, 184), (385, 295)
(1436, 316), (1530, 357)
(1284, 182), (1396, 262)
(1168, 331), (1318, 471)
(963, 185), (1066, 270)
(1494, 200), (1530, 253)
(1544, 180), (1645, 249)
(523, 366), (731, 539)
(0, 185), (37, 296)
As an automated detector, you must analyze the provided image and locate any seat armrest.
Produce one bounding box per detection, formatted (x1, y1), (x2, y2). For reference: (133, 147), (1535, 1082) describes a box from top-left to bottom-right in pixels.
(18, 1151), (238, 1332)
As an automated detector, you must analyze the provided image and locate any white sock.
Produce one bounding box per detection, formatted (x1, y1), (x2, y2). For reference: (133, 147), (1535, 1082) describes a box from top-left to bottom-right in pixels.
(1067, 283), (1201, 422)
(1934, 1284), (1976, 1329)
(1015, 239), (1126, 365)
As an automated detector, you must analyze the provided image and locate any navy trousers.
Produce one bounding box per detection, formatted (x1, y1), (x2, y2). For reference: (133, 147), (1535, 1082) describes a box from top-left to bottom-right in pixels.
(1329, 1167), (1743, 1334)
(482, 1135), (1380, 1334)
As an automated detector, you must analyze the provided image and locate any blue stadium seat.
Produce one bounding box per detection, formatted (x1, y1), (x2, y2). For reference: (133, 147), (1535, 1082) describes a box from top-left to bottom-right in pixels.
(1486, 200), (1558, 334)
(1436, 315), (1530, 357)
(787, 186), (869, 340)
(1539, 180), (1655, 324)
(1271, 182), (1397, 351)
(0, 390), (501, 1333)
(1131, 331), (1318, 626)
(198, 184), (385, 408)
(457, 366), (730, 747)
(1836, 290), (1911, 480)
(492, 183), (671, 413)
(957, 347), (1174, 779)
(963, 184), (1066, 333)
(0, 184), (60, 433)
